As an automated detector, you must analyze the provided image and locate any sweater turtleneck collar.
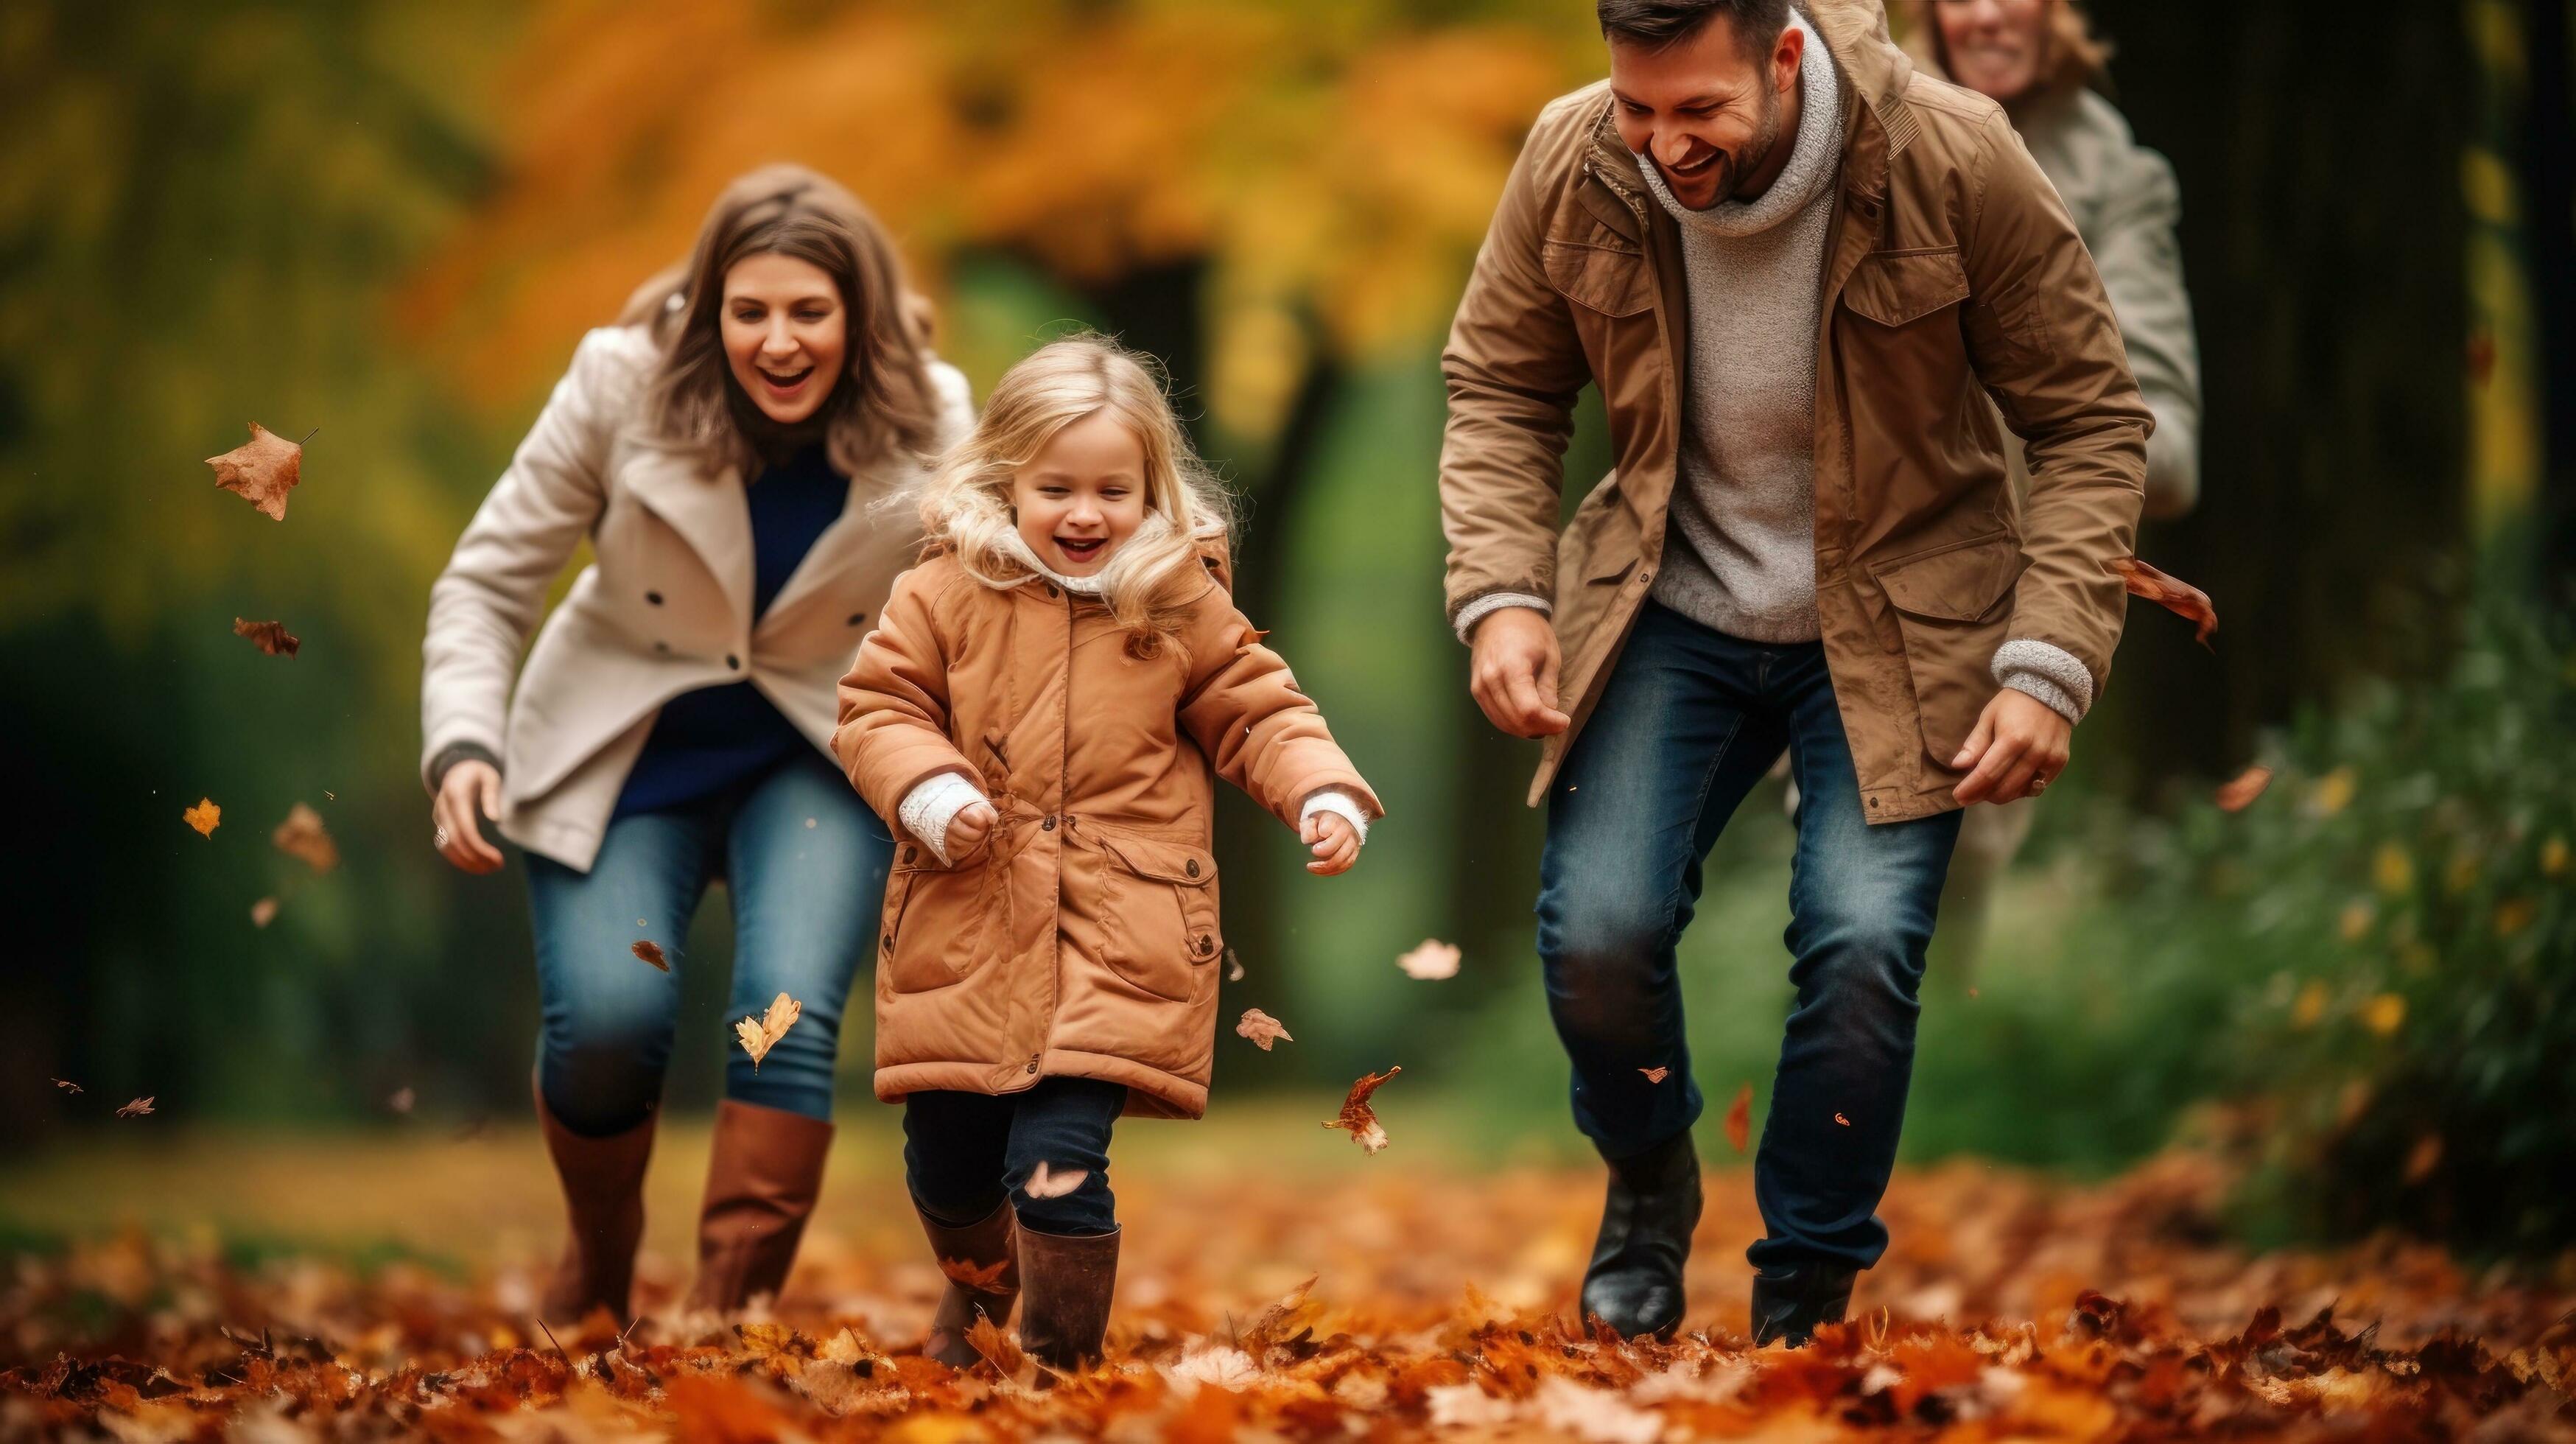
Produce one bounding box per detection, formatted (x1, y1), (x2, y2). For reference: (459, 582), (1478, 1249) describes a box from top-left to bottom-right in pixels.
(1635, 10), (1843, 241)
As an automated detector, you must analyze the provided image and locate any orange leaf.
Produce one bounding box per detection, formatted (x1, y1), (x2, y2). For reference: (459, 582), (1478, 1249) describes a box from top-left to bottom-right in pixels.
(117, 1097), (155, 1118)
(1235, 1007), (1293, 1051)
(2215, 765), (2275, 813)
(249, 897), (278, 928)
(205, 423), (306, 521)
(2108, 557), (2217, 648)
(732, 992), (801, 1070)
(633, 940), (670, 971)
(231, 618), (301, 659)
(52, 1078), (80, 1094)
(939, 1255), (1012, 1291)
(1724, 1082), (1752, 1154)
(270, 804), (338, 875)
(1834, 1112), (1852, 1126)
(183, 798), (221, 838)
(1024, 1161), (1089, 1199)
(1395, 939), (1460, 980)
(1323, 1065), (1401, 1153)
(1638, 1066), (1669, 1084)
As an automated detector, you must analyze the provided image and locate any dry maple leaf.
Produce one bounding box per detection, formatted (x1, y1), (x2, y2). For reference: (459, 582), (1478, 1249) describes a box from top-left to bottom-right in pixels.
(270, 804), (338, 875)
(1235, 1007), (1293, 1051)
(2216, 765), (2275, 813)
(1395, 939), (1461, 980)
(1639, 1066), (1670, 1084)
(231, 617), (301, 659)
(733, 992), (801, 1070)
(249, 897), (278, 928)
(632, 940), (670, 971)
(1024, 1162), (1089, 1199)
(938, 1255), (1012, 1291)
(965, 1316), (1038, 1384)
(1724, 1082), (1753, 1154)
(205, 423), (306, 521)
(52, 1079), (80, 1094)
(183, 798), (221, 838)
(117, 1097), (155, 1118)
(1834, 1112), (1853, 1126)
(2108, 557), (2218, 648)
(1323, 1065), (1401, 1153)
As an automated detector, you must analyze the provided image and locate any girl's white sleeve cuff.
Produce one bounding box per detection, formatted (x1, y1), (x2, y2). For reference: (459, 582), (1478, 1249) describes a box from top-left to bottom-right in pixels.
(1298, 788), (1372, 845)
(898, 771), (988, 865)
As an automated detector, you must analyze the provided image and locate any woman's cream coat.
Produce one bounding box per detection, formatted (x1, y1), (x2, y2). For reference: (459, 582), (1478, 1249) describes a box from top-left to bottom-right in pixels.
(420, 324), (973, 871)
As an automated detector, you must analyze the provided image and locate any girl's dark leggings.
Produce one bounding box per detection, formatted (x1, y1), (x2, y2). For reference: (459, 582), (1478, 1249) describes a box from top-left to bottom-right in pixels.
(902, 1076), (1125, 1236)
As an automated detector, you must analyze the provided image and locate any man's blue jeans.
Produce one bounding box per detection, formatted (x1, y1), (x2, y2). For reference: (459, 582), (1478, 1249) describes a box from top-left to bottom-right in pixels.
(525, 749), (891, 1136)
(1537, 602), (1961, 1274)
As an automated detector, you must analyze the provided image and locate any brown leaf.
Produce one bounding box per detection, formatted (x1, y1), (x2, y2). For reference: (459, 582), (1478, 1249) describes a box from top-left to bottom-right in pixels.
(965, 1316), (1033, 1381)
(230, 618), (301, 659)
(2215, 765), (2275, 813)
(632, 940), (670, 971)
(183, 798), (221, 838)
(938, 1255), (1012, 1291)
(1638, 1066), (1669, 1084)
(1834, 1112), (1852, 1126)
(1024, 1162), (1088, 1199)
(52, 1078), (80, 1094)
(205, 423), (305, 521)
(2108, 557), (2218, 648)
(249, 897), (279, 928)
(1235, 1007), (1293, 1051)
(733, 992), (801, 1070)
(117, 1097), (155, 1118)
(1322, 1065), (1401, 1153)
(270, 804), (338, 875)
(1395, 939), (1461, 980)
(1724, 1082), (1752, 1154)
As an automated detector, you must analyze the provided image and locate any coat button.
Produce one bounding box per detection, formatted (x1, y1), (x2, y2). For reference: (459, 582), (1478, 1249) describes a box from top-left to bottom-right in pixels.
(725, 653), (741, 670)
(901, 845), (916, 863)
(1045, 584), (1059, 599)
(882, 931), (895, 953)
(1041, 815), (1056, 831)
(1025, 1059), (1039, 1074)
(846, 611), (867, 626)
(1197, 935), (1213, 954)
(645, 590), (664, 606)
(1184, 858), (1199, 878)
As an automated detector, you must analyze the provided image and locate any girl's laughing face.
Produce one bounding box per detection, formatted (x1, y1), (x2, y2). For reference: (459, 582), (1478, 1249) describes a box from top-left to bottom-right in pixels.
(1012, 408), (1148, 577)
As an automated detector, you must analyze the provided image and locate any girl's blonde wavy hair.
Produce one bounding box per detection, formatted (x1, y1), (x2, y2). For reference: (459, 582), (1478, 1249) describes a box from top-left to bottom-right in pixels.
(915, 335), (1232, 645)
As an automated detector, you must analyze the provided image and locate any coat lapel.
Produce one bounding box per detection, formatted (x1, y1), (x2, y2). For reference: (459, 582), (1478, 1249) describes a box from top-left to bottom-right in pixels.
(622, 441), (754, 625)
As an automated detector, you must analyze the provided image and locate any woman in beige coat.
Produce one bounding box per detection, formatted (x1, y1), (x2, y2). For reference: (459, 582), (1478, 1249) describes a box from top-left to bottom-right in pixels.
(835, 337), (1380, 1370)
(420, 166), (971, 1324)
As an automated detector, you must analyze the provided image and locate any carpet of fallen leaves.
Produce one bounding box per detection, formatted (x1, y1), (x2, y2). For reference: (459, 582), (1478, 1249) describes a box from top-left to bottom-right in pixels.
(7, 1149), (2574, 1442)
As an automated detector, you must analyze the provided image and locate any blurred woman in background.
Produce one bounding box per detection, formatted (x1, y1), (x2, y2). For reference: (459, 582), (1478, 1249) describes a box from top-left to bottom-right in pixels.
(420, 165), (971, 1323)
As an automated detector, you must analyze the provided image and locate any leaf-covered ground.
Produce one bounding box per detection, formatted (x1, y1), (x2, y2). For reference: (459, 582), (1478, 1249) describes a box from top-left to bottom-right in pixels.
(4, 1122), (2572, 1441)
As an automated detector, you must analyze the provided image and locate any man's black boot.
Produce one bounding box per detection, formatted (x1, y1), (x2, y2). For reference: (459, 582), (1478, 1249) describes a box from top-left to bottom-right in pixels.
(1579, 1130), (1702, 1339)
(1749, 1260), (1857, 1347)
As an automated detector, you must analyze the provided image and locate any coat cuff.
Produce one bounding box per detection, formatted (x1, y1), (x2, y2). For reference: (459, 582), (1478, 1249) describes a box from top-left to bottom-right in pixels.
(425, 740), (501, 796)
(1991, 638), (2095, 725)
(1453, 592), (1553, 645)
(1298, 788), (1372, 845)
(898, 771), (987, 865)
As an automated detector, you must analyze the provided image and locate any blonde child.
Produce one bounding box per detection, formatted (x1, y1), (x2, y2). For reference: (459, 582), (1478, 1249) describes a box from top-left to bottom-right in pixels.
(832, 336), (1380, 1370)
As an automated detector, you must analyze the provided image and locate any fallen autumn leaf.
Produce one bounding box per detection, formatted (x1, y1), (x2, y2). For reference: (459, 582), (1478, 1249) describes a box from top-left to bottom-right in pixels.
(2216, 765), (2275, 813)
(270, 804), (338, 875)
(733, 992), (801, 1070)
(1235, 1007), (1293, 1051)
(205, 423), (306, 521)
(116, 1098), (154, 1118)
(1024, 1162), (1089, 1199)
(231, 618), (301, 658)
(2108, 557), (2218, 648)
(633, 940), (670, 971)
(183, 799), (220, 838)
(1323, 1066), (1401, 1154)
(1395, 939), (1461, 981)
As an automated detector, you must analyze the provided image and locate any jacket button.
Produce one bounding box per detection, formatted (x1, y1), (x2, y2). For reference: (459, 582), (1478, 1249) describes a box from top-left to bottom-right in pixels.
(1045, 584), (1059, 599)
(1197, 935), (1213, 954)
(846, 611), (867, 626)
(1184, 858), (1200, 878)
(645, 590), (664, 606)
(882, 932), (895, 953)
(1025, 1060), (1039, 1074)
(901, 845), (916, 863)
(725, 653), (741, 670)
(653, 641), (670, 653)
(1041, 815), (1056, 831)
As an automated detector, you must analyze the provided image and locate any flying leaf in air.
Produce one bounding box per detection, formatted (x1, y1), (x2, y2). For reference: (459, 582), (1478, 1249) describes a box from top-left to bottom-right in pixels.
(1024, 1162), (1089, 1199)
(52, 1079), (81, 1094)
(1639, 1066), (1669, 1084)
(206, 423), (307, 521)
(183, 798), (221, 838)
(1225, 947), (1246, 983)
(633, 940), (670, 971)
(232, 618), (301, 659)
(270, 804), (339, 875)
(1322, 1065), (1401, 1153)
(2215, 765), (2275, 813)
(1724, 1082), (1753, 1154)
(1834, 1112), (1852, 1126)
(249, 897), (278, 928)
(117, 1097), (155, 1118)
(1235, 1007), (1294, 1051)
(2108, 557), (2217, 648)
(1395, 939), (1461, 981)
(733, 992), (802, 1070)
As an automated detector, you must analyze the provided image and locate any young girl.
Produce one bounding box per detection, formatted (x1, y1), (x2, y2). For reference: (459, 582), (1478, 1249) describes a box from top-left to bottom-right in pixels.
(832, 336), (1379, 1370)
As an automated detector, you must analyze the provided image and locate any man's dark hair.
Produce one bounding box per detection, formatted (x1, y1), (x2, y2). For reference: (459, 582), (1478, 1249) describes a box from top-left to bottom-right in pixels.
(1597, 0), (1791, 55)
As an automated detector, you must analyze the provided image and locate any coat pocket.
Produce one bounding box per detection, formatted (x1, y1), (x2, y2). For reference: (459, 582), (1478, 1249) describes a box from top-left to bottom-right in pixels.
(1840, 248), (1970, 328)
(877, 841), (996, 994)
(1543, 239), (1656, 318)
(1095, 832), (1222, 1005)
(1870, 531), (2028, 768)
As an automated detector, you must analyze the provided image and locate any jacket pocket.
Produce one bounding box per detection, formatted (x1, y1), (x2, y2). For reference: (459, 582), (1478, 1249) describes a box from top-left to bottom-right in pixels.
(1870, 531), (2028, 769)
(877, 841), (995, 994)
(1840, 248), (1970, 328)
(1543, 239), (1655, 318)
(1095, 832), (1221, 1005)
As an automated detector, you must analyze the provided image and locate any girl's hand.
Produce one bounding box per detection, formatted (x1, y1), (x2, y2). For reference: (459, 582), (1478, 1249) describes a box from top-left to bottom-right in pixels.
(1302, 810), (1359, 876)
(944, 799), (1000, 862)
(432, 759), (506, 875)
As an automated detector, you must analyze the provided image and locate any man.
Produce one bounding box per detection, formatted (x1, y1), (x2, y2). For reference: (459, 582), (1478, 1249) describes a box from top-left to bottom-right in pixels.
(1438, 0), (2148, 1345)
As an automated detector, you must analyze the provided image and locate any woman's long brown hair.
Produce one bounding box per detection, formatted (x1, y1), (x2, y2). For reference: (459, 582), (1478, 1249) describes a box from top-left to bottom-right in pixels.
(616, 164), (940, 477)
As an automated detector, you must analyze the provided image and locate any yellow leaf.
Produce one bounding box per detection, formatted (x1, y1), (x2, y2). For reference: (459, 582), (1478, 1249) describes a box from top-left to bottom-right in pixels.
(732, 992), (802, 1070)
(183, 798), (221, 837)
(2373, 842), (2415, 896)
(2362, 994), (2407, 1037)
(2311, 767), (2356, 817)
(2292, 981), (2328, 1029)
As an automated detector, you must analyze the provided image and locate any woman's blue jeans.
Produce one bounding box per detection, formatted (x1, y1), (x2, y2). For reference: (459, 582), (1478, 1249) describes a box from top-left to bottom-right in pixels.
(1537, 602), (1962, 1275)
(524, 749), (891, 1137)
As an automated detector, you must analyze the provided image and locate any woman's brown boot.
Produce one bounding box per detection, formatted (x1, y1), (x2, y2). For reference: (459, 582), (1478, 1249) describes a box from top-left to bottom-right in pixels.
(916, 1199), (1019, 1366)
(1014, 1222), (1119, 1371)
(684, 1099), (835, 1312)
(533, 1081), (657, 1326)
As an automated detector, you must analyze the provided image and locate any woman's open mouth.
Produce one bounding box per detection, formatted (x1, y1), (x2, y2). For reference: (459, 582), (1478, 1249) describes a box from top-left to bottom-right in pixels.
(757, 365), (814, 396)
(1054, 536), (1107, 565)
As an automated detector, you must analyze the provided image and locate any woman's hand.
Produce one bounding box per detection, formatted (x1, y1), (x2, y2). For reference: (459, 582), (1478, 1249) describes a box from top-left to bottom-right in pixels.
(944, 799), (999, 863)
(1302, 810), (1359, 876)
(432, 760), (507, 874)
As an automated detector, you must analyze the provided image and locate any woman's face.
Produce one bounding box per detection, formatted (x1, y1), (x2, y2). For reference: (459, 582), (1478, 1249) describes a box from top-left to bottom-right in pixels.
(1011, 409), (1148, 578)
(1934, 0), (2052, 103)
(720, 252), (847, 426)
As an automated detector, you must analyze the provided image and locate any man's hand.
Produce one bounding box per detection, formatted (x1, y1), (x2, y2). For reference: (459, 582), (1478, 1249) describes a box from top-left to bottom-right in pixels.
(432, 759), (506, 875)
(1951, 689), (2072, 806)
(1468, 607), (1571, 738)
(1302, 810), (1359, 876)
(944, 799), (999, 863)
